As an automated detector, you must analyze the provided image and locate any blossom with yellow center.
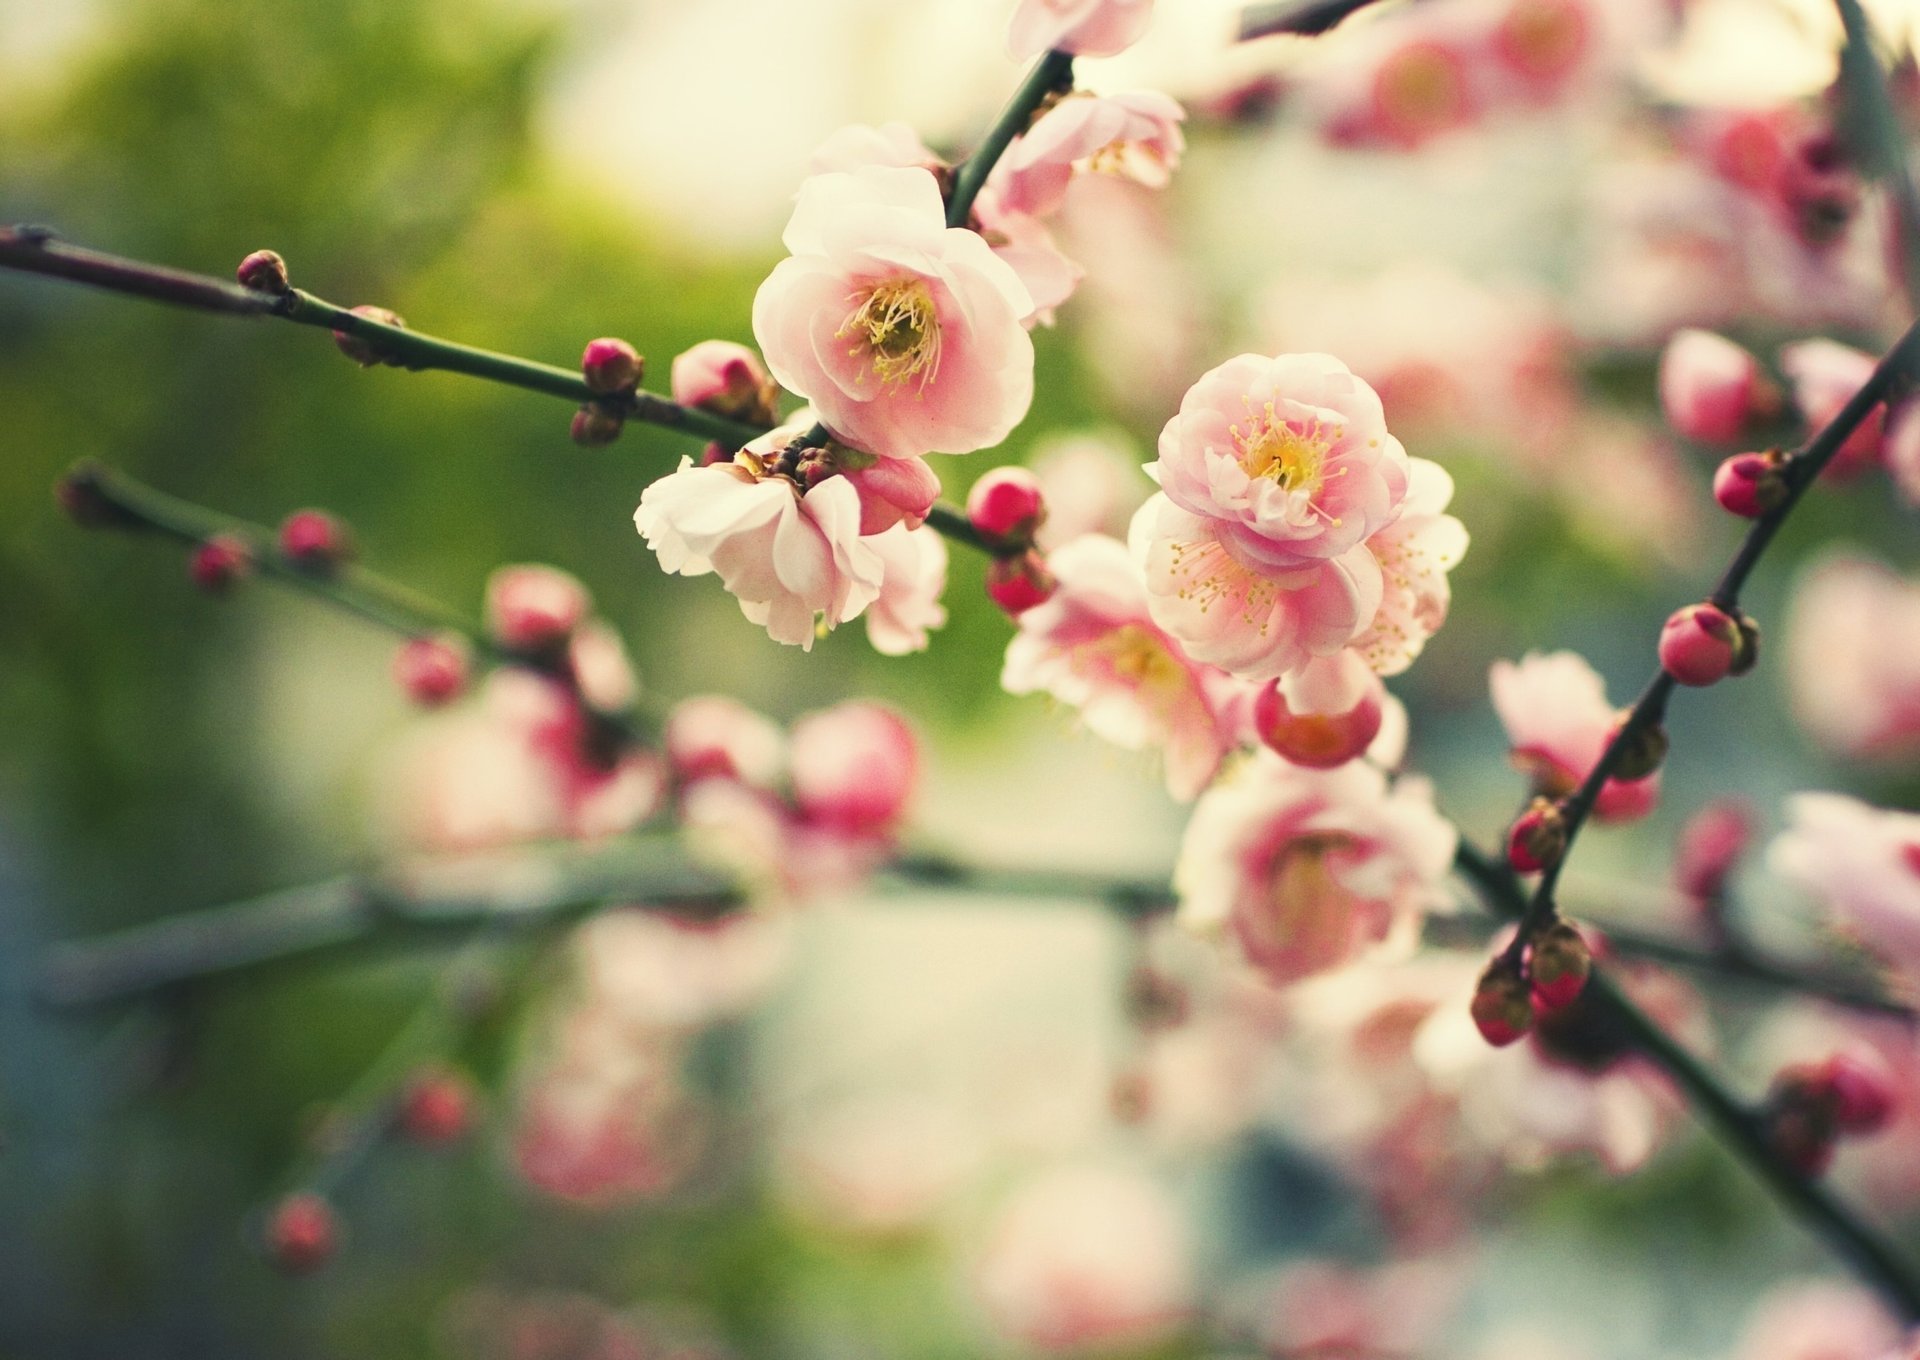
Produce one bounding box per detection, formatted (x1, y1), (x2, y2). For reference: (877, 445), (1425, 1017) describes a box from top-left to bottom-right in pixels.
(841, 278), (942, 393)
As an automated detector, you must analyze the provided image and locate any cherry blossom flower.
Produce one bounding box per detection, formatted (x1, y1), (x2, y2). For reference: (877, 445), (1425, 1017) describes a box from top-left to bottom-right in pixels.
(1489, 651), (1659, 821)
(1027, 430), (1151, 549)
(1001, 532), (1251, 800)
(1769, 794), (1920, 987)
(864, 522), (949, 656)
(664, 694), (785, 790)
(1351, 457), (1468, 677)
(487, 564), (590, 652)
(634, 430), (884, 650)
(1782, 555), (1920, 761)
(751, 166), (1034, 460)
(1175, 754), (1457, 986)
(992, 91), (1186, 220)
(843, 452), (940, 535)
(808, 121), (941, 177)
(1006, 0), (1155, 60)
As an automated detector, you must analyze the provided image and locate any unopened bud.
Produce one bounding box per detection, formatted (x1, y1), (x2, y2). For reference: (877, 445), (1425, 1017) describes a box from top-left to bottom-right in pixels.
(985, 550), (1056, 616)
(393, 634), (470, 707)
(1674, 799), (1752, 906)
(54, 462), (138, 529)
(486, 564), (590, 653)
(235, 249), (289, 295)
(397, 1065), (476, 1147)
(570, 405), (623, 447)
(1821, 1050), (1898, 1136)
(278, 509), (351, 572)
(1507, 797), (1567, 873)
(1609, 719), (1669, 781)
(580, 337), (643, 395)
(966, 467), (1047, 544)
(264, 1192), (338, 1274)
(1252, 656), (1385, 770)
(1527, 920), (1591, 1013)
(1471, 956), (1533, 1047)
(1659, 602), (1748, 687)
(332, 305), (406, 367)
(1713, 450), (1788, 519)
(1658, 329), (1766, 444)
(190, 534), (253, 595)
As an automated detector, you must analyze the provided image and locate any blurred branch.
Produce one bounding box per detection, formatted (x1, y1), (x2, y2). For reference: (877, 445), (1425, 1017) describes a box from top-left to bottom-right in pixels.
(1833, 0), (1920, 311)
(1239, 0), (1400, 41)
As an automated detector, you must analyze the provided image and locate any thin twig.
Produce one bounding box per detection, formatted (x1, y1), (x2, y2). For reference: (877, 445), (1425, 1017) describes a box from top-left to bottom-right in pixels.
(1239, 0), (1400, 42)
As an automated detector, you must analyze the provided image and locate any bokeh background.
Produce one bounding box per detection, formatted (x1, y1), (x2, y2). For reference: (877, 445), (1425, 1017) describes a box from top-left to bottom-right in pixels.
(7, 0), (1920, 1355)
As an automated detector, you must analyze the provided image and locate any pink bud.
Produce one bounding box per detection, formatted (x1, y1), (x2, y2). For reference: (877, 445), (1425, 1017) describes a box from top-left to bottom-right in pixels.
(1659, 603), (1742, 687)
(580, 337), (643, 395)
(1821, 1050), (1898, 1136)
(570, 406), (623, 447)
(788, 701), (918, 839)
(1674, 799), (1753, 904)
(190, 534), (252, 595)
(332, 305), (404, 367)
(1251, 653), (1385, 769)
(54, 463), (134, 529)
(845, 454), (940, 535)
(1507, 798), (1567, 873)
(985, 550), (1056, 616)
(278, 509), (350, 572)
(1659, 329), (1765, 444)
(235, 249), (289, 295)
(398, 1066), (476, 1147)
(265, 1192), (338, 1274)
(1527, 920), (1591, 1013)
(486, 565), (590, 653)
(1471, 957), (1533, 1047)
(393, 634), (470, 707)
(664, 694), (786, 789)
(669, 340), (777, 423)
(1713, 450), (1788, 518)
(966, 467), (1047, 543)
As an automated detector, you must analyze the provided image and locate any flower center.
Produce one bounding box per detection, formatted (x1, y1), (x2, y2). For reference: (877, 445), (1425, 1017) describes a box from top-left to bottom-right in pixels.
(841, 278), (942, 393)
(1091, 624), (1187, 694)
(1234, 410), (1332, 494)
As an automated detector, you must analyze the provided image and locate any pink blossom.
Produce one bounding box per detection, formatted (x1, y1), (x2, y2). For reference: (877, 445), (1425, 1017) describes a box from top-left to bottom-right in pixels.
(844, 452), (940, 535)
(1259, 1258), (1460, 1360)
(864, 523), (949, 655)
(751, 166), (1034, 460)
(1782, 555), (1920, 761)
(633, 447), (884, 650)
(1006, 0), (1155, 60)
(1350, 457), (1469, 677)
(1769, 794), (1920, 986)
(1252, 650), (1386, 770)
(575, 908), (790, 1030)
(993, 92), (1186, 220)
(566, 618), (639, 715)
(808, 121), (941, 177)
(970, 183), (1085, 325)
(664, 694), (785, 790)
(1001, 532), (1249, 800)
(972, 1162), (1191, 1353)
(1489, 651), (1659, 821)
(1028, 430), (1151, 549)
(487, 564), (590, 651)
(669, 339), (776, 421)
(1658, 328), (1767, 444)
(1175, 754), (1457, 986)
(1731, 1279), (1902, 1360)
(788, 701), (919, 839)
(1780, 338), (1885, 476)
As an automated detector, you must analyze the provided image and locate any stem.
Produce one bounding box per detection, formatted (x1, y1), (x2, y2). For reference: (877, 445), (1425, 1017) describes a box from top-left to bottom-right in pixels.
(946, 50), (1076, 229)
(1238, 0), (1397, 41)
(1833, 0), (1920, 313)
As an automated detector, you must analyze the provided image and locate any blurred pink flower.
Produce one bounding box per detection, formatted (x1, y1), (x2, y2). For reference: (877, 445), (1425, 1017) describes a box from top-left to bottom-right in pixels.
(864, 523), (949, 656)
(1489, 651), (1659, 821)
(752, 166), (1034, 459)
(993, 91), (1186, 219)
(1006, 0), (1155, 60)
(1780, 338), (1886, 477)
(808, 121), (941, 177)
(788, 701), (919, 840)
(1175, 754), (1456, 986)
(1658, 327), (1768, 444)
(1259, 1257), (1460, 1360)
(1769, 794), (1920, 987)
(1731, 1279), (1902, 1360)
(1027, 430), (1151, 550)
(1782, 555), (1920, 761)
(487, 564), (590, 652)
(664, 694), (785, 790)
(1351, 457), (1469, 677)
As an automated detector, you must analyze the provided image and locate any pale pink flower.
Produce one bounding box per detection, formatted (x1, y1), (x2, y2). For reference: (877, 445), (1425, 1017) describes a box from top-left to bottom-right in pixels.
(970, 182), (1085, 326)
(1001, 532), (1249, 800)
(1259, 1258), (1460, 1360)
(972, 1162), (1191, 1353)
(993, 92), (1186, 220)
(664, 694), (785, 790)
(1731, 1279), (1902, 1360)
(1770, 794), (1920, 986)
(777, 1096), (982, 1236)
(669, 339), (773, 416)
(567, 619), (639, 715)
(1350, 457), (1468, 677)
(1006, 0), (1155, 60)
(788, 701), (919, 839)
(751, 166), (1034, 460)
(1489, 651), (1659, 821)
(1175, 754), (1457, 986)
(1780, 337), (1886, 476)
(1782, 555), (1920, 761)
(1027, 430), (1151, 550)
(808, 121), (941, 177)
(1152, 351), (1412, 571)
(575, 908), (790, 1030)
(1253, 649), (1387, 770)
(844, 452), (940, 535)
(864, 523), (949, 655)
(678, 777), (888, 904)
(1658, 328), (1767, 444)
(487, 564), (590, 652)
(634, 449), (884, 650)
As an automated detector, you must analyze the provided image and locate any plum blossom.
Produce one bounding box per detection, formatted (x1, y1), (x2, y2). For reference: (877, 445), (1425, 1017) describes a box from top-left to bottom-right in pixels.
(1175, 753), (1457, 986)
(1658, 328), (1769, 444)
(1780, 338), (1885, 476)
(992, 92), (1186, 220)
(663, 694), (785, 790)
(1769, 794), (1920, 987)
(1350, 457), (1468, 676)
(752, 166), (1034, 460)
(1006, 0), (1155, 60)
(808, 121), (940, 177)
(1027, 430), (1151, 549)
(864, 523), (948, 656)
(1001, 532), (1252, 799)
(1489, 651), (1659, 821)
(1782, 555), (1920, 761)
(487, 564), (590, 652)
(634, 424), (884, 649)
(843, 452), (940, 535)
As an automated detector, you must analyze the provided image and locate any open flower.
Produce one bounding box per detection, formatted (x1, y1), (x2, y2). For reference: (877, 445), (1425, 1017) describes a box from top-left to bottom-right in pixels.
(1351, 457), (1468, 676)
(1782, 554), (1920, 761)
(993, 91), (1186, 219)
(1489, 651), (1658, 821)
(752, 166), (1034, 460)
(1007, 0), (1155, 59)
(1176, 753), (1457, 986)
(1770, 794), (1920, 986)
(864, 522), (949, 656)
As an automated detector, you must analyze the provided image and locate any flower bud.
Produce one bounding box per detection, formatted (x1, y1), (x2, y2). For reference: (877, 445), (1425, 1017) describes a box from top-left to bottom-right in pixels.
(235, 249), (289, 295)
(54, 462), (138, 529)
(1658, 329), (1769, 444)
(1252, 653), (1385, 770)
(393, 633), (470, 707)
(486, 564), (590, 653)
(1765, 1066), (1839, 1176)
(664, 695), (786, 789)
(1471, 956), (1533, 1047)
(332, 305), (405, 367)
(278, 509), (351, 573)
(1527, 920), (1591, 1013)
(1507, 797), (1567, 873)
(397, 1065), (476, 1147)
(190, 534), (252, 595)
(1821, 1050), (1897, 1136)
(264, 1192), (338, 1274)
(1659, 603), (1746, 686)
(1609, 718), (1668, 781)
(669, 340), (779, 424)
(985, 550), (1056, 616)
(1713, 450), (1788, 518)
(789, 701), (918, 839)
(580, 337), (643, 395)
(966, 467), (1047, 543)
(570, 405), (623, 447)
(1674, 799), (1752, 906)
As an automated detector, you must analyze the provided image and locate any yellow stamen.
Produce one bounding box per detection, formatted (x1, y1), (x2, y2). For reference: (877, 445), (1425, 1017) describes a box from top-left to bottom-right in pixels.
(839, 278), (942, 393)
